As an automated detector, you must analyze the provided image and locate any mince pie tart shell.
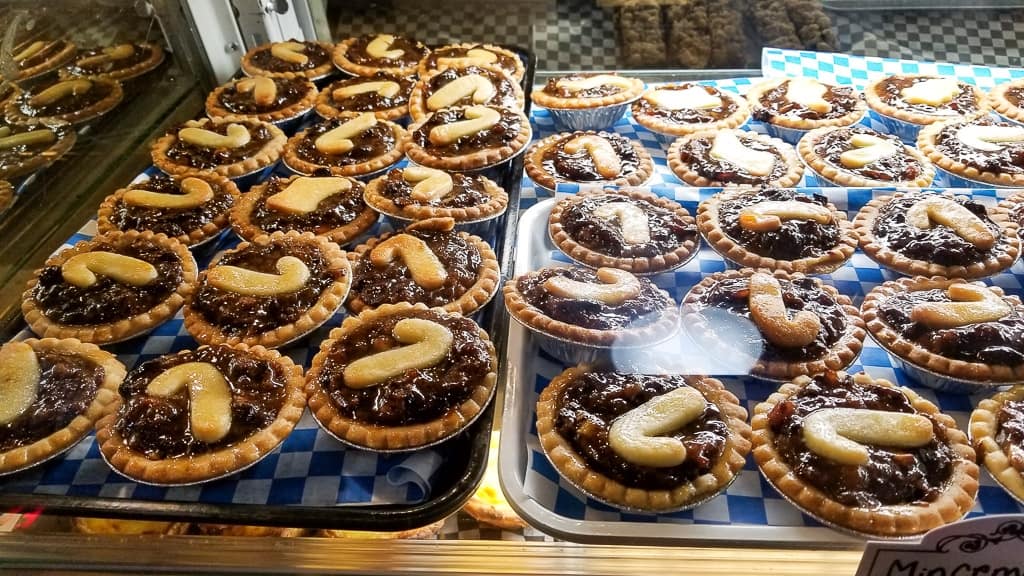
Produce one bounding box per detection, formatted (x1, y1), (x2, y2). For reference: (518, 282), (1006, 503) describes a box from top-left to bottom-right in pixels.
(6, 76), (124, 126)
(315, 72), (414, 122)
(332, 34), (430, 78)
(404, 105), (532, 172)
(416, 43), (525, 82)
(697, 187), (858, 274)
(305, 302), (498, 452)
(61, 42), (165, 82)
(10, 39), (78, 81)
(745, 78), (867, 131)
(548, 187), (699, 275)
(752, 371), (979, 538)
(22, 230), (198, 344)
(799, 126), (935, 188)
(240, 40), (337, 80)
(524, 130), (654, 191)
(151, 117), (287, 179)
(536, 367), (752, 512)
(206, 76), (318, 124)
(988, 79), (1024, 124)
(864, 74), (989, 128)
(917, 116), (1024, 187)
(667, 129), (804, 188)
(409, 64), (525, 124)
(631, 83), (751, 136)
(363, 168), (508, 224)
(970, 386), (1024, 503)
(282, 112), (407, 177)
(95, 343), (306, 485)
(531, 73), (645, 110)
(0, 118), (77, 180)
(0, 338), (125, 475)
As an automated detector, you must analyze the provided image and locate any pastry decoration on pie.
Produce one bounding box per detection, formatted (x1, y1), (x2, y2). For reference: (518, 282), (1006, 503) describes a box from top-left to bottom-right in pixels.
(8, 38), (77, 81)
(681, 268), (865, 380)
(183, 230), (351, 348)
(524, 130), (654, 191)
(346, 217), (500, 315)
(72, 518), (190, 535)
(548, 188), (699, 275)
(531, 73), (645, 110)
(463, 430), (528, 530)
(799, 125), (935, 187)
(853, 191), (1020, 279)
(917, 115), (1024, 187)
(536, 367), (751, 511)
(970, 386), (1024, 503)
(363, 167), (509, 225)
(864, 75), (988, 134)
(240, 39), (336, 80)
(229, 174), (378, 245)
(667, 129), (804, 187)
(97, 171), (240, 248)
(282, 112), (406, 177)
(988, 78), (1024, 125)
(0, 118), (76, 180)
(746, 78), (866, 132)
(752, 370), (979, 538)
(404, 105), (532, 171)
(417, 43), (525, 82)
(409, 64), (525, 124)
(22, 230), (198, 344)
(6, 76), (123, 125)
(0, 179), (12, 214)
(332, 34), (430, 77)
(316, 72), (415, 121)
(95, 343), (306, 485)
(861, 276), (1024, 384)
(206, 76), (318, 124)
(631, 82), (751, 136)
(151, 117), (287, 179)
(697, 188), (858, 273)
(61, 42), (165, 81)
(0, 338), (124, 475)
(305, 302), (498, 451)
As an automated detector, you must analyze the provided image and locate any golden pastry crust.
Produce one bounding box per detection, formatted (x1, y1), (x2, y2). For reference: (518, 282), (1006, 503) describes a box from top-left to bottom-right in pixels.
(96, 171), (240, 248)
(548, 188), (698, 275)
(864, 74), (989, 127)
(95, 344), (306, 485)
(151, 117), (287, 179)
(800, 126), (935, 187)
(305, 302), (498, 452)
(282, 116), (407, 177)
(61, 42), (165, 82)
(462, 498), (528, 530)
(0, 338), (124, 475)
(999, 191), (1024, 227)
(752, 372), (979, 538)
(667, 129), (804, 188)
(404, 106), (532, 172)
(970, 386), (1024, 503)
(73, 518), (190, 535)
(853, 192), (1020, 279)
(363, 169), (508, 223)
(697, 187), (858, 274)
(862, 276), (1024, 382)
(5, 77), (124, 126)
(315, 74), (411, 122)
(745, 78), (867, 131)
(194, 524), (310, 537)
(240, 40), (337, 80)
(0, 180), (12, 213)
(332, 36), (428, 77)
(536, 367), (752, 512)
(229, 174), (378, 245)
(917, 118), (1024, 187)
(14, 40), (77, 81)
(632, 84), (750, 136)
(524, 131), (654, 191)
(988, 79), (1024, 124)
(183, 231), (351, 349)
(206, 77), (318, 124)
(0, 118), (77, 180)
(531, 74), (644, 110)
(345, 218), (500, 316)
(681, 268), (866, 380)
(416, 43), (525, 82)
(22, 230), (198, 345)
(409, 64), (526, 124)
(318, 519), (445, 539)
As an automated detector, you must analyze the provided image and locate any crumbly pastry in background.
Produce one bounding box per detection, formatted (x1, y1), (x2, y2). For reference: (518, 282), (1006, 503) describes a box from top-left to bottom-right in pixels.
(787, 0), (837, 51)
(665, 0), (710, 69)
(708, 0), (749, 68)
(617, 3), (666, 68)
(750, 0), (803, 51)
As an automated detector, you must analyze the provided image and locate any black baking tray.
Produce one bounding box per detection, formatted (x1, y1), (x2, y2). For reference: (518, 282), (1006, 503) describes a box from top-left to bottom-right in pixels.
(0, 46), (536, 531)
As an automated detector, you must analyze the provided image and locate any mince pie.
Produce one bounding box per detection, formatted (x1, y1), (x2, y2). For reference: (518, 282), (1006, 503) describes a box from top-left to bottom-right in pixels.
(524, 130), (653, 191)
(97, 172), (240, 248)
(681, 269), (865, 380)
(151, 117), (287, 179)
(305, 302), (497, 451)
(8, 39), (77, 81)
(632, 83), (750, 137)
(752, 370), (979, 538)
(697, 188), (858, 273)
(865, 75), (988, 135)
(183, 231), (351, 349)
(0, 338), (124, 475)
(0, 117), (76, 179)
(404, 105), (531, 171)
(416, 43), (524, 82)
(853, 192), (1020, 279)
(230, 174), (378, 244)
(746, 78), (865, 131)
(22, 230), (198, 344)
(206, 76), (318, 124)
(918, 115), (1024, 187)
(315, 72), (414, 121)
(548, 188), (698, 275)
(363, 167), (508, 225)
(61, 42), (165, 82)
(6, 77), (123, 125)
(240, 40), (335, 80)
(970, 386), (1024, 503)
(536, 367), (751, 511)
(282, 112), (406, 177)
(799, 125), (934, 187)
(332, 34), (430, 77)
(95, 343), (306, 485)
(346, 217), (500, 315)
(668, 129), (803, 187)
(531, 73), (644, 111)
(988, 79), (1024, 125)
(409, 64), (525, 124)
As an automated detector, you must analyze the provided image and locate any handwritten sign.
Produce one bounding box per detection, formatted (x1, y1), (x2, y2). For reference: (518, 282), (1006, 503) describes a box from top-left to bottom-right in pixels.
(856, 515), (1024, 576)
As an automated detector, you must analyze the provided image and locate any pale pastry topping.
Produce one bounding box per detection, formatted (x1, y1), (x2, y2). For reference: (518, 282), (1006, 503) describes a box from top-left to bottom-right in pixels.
(562, 134), (622, 179)
(802, 407), (934, 466)
(738, 200), (833, 232)
(270, 41), (308, 65)
(179, 123), (251, 149)
(436, 48), (498, 68)
(29, 79), (93, 107)
(426, 74), (496, 110)
(748, 272), (821, 348)
(265, 176), (351, 215)
(956, 124), (1024, 152)
(235, 77), (278, 107)
(555, 74), (635, 93)
(332, 81), (400, 101)
(785, 78), (832, 114)
(314, 112), (377, 155)
(0, 129), (56, 150)
(593, 201), (651, 244)
(0, 342), (40, 426)
(839, 133), (899, 169)
(343, 318), (454, 389)
(62, 252), (158, 288)
(76, 43), (136, 67)
(147, 362), (232, 443)
(402, 166), (454, 202)
(124, 176), (214, 209)
(906, 196), (995, 250)
(207, 255), (310, 296)
(901, 77), (961, 107)
(428, 105), (501, 146)
(643, 86), (721, 110)
(13, 41), (46, 62)
(370, 234), (448, 290)
(910, 283), (1012, 329)
(608, 386), (706, 468)
(543, 267), (642, 306)
(709, 131), (776, 177)
(365, 34), (404, 60)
